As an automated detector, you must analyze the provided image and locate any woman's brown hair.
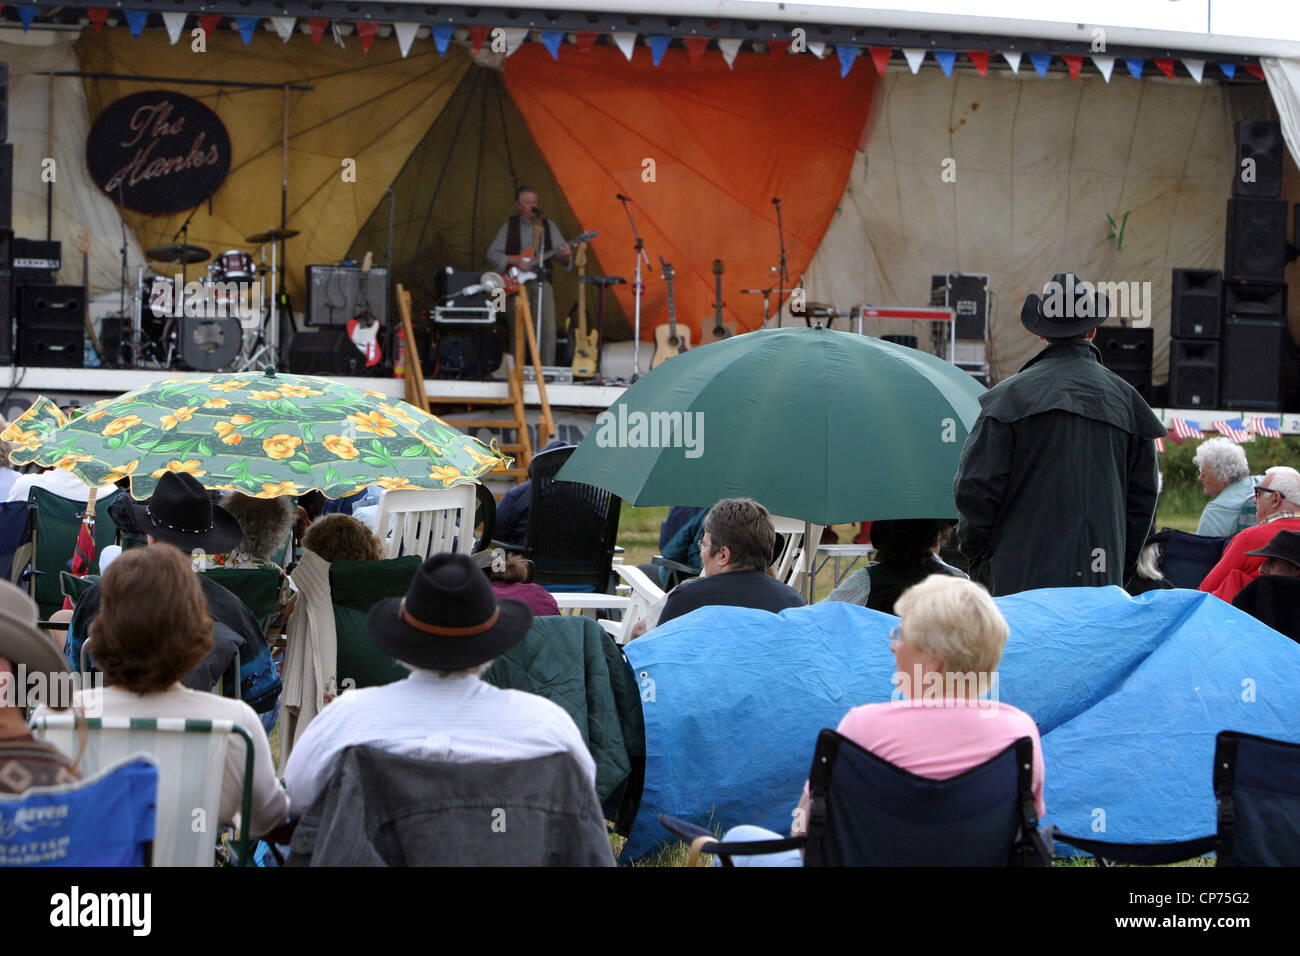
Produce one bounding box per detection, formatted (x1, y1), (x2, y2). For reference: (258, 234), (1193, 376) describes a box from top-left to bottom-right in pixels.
(302, 513), (385, 563)
(90, 545), (213, 693)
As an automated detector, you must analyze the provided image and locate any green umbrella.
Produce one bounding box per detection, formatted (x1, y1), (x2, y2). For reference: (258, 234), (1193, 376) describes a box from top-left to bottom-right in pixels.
(558, 326), (986, 575)
(2, 368), (509, 499)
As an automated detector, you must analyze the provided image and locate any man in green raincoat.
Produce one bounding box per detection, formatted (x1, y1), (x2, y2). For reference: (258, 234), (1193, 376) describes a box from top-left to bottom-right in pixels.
(953, 273), (1166, 597)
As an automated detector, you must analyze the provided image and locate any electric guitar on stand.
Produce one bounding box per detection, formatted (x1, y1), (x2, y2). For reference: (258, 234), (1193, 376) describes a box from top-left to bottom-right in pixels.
(345, 252), (382, 368)
(704, 258), (736, 342)
(650, 259), (691, 370)
(571, 242), (598, 379)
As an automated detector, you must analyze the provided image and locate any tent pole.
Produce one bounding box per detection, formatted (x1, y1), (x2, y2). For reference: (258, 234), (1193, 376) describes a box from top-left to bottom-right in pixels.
(805, 519), (815, 603)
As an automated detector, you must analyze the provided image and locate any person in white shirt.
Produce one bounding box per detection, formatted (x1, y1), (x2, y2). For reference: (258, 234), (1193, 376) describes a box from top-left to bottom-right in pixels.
(6, 465), (117, 504)
(284, 552), (594, 818)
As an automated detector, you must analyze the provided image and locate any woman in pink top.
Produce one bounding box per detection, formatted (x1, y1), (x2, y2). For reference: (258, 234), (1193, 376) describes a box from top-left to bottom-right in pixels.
(719, 574), (1045, 866)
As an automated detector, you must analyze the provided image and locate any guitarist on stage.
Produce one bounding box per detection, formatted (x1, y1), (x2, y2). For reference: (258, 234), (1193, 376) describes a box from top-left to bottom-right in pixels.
(487, 185), (572, 365)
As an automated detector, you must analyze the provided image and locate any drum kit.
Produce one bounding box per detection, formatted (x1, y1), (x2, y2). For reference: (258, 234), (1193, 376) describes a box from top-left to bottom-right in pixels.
(129, 226), (299, 372)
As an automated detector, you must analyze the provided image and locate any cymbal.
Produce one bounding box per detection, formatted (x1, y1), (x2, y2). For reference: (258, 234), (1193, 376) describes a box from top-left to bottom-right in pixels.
(245, 228), (300, 243)
(146, 242), (210, 264)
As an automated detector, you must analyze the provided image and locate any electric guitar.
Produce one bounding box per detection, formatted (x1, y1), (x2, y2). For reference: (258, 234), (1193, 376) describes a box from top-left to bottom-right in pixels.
(503, 230), (598, 294)
(78, 228), (103, 362)
(704, 259), (736, 341)
(571, 242), (598, 379)
(650, 260), (691, 369)
(345, 252), (382, 368)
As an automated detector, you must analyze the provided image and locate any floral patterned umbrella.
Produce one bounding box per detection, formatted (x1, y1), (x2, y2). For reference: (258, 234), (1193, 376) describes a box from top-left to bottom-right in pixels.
(1, 369), (510, 499)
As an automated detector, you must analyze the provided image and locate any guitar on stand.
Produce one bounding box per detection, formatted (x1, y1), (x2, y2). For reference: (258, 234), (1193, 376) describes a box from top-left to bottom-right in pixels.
(704, 258), (735, 342)
(571, 242), (598, 379)
(345, 252), (383, 369)
(650, 259), (691, 370)
(78, 228), (104, 364)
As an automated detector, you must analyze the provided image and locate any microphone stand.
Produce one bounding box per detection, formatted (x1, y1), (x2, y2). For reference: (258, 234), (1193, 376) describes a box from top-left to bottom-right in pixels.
(532, 206), (545, 365)
(618, 194), (651, 380)
(385, 188), (395, 371)
(172, 200), (204, 294)
(772, 197), (789, 327)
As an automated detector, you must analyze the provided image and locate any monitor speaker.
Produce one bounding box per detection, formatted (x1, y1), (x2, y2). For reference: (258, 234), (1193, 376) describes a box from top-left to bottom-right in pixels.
(1170, 269), (1222, 338)
(288, 329), (366, 376)
(1221, 318), (1288, 410)
(304, 264), (388, 328)
(1234, 120), (1283, 198)
(1093, 326), (1153, 398)
(1169, 339), (1220, 408)
(1225, 197), (1288, 282)
(15, 284), (84, 367)
(1224, 280), (1287, 319)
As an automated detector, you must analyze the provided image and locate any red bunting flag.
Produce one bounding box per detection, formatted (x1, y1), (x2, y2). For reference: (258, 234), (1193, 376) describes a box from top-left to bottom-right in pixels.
(966, 50), (989, 76)
(684, 36), (708, 67)
(1062, 54), (1083, 79)
(355, 20), (378, 53)
(1153, 58), (1176, 79)
(869, 46), (892, 75)
(200, 13), (222, 37)
(575, 31), (597, 54)
(87, 7), (108, 32)
(1244, 63), (1264, 80)
(309, 17), (328, 46)
(768, 39), (788, 61)
(468, 25), (490, 55)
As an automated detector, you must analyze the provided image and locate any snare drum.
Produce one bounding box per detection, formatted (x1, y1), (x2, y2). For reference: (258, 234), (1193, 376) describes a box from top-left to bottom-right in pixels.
(147, 275), (175, 317)
(212, 249), (255, 281)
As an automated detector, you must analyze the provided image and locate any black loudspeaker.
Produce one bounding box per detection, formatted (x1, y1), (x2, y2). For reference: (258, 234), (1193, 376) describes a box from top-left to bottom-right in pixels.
(1170, 269), (1222, 338)
(1094, 326), (1153, 397)
(1221, 318), (1288, 410)
(1169, 339), (1220, 408)
(1224, 280), (1287, 319)
(1225, 197), (1288, 282)
(304, 264), (388, 327)
(12, 237), (61, 286)
(0, 230), (10, 365)
(0, 143), (11, 233)
(99, 316), (130, 368)
(288, 329), (366, 376)
(881, 334), (919, 349)
(0, 63), (8, 143)
(16, 285), (84, 368)
(1234, 120), (1283, 198)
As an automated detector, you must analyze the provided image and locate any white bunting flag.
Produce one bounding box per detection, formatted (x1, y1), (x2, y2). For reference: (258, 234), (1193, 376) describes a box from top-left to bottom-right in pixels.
(1092, 55), (1115, 82)
(161, 11), (186, 45)
(393, 21), (418, 58)
(502, 28), (529, 57)
(612, 32), (637, 62)
(902, 49), (926, 73)
(1184, 58), (1205, 83)
(1002, 51), (1022, 73)
(718, 37), (742, 68)
(807, 41), (827, 59)
(271, 16), (296, 43)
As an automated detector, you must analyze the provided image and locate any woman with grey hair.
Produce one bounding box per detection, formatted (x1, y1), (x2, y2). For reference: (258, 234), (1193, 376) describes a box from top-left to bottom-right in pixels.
(214, 493), (297, 569)
(1192, 437), (1257, 538)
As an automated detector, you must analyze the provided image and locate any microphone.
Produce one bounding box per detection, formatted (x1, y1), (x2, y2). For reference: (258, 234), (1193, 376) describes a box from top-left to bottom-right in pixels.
(771, 197), (781, 205)
(616, 193), (631, 202)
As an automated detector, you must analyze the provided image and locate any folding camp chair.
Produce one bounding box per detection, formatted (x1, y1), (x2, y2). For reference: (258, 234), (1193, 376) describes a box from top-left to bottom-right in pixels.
(30, 714), (257, 867)
(0, 753), (159, 867)
(28, 487), (121, 618)
(1053, 730), (1300, 866)
(0, 500), (36, 592)
(201, 566), (284, 632)
(1156, 528), (1231, 589)
(373, 485), (476, 560)
(660, 731), (1051, 866)
(332, 556), (422, 689)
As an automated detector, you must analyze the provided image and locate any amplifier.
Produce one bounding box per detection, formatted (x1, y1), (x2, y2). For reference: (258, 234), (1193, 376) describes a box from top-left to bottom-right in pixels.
(304, 264), (388, 328)
(12, 237), (60, 286)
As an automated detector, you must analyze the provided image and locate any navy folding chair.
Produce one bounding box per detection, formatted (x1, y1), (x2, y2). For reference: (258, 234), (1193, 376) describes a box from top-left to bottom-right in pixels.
(1157, 528), (1231, 589)
(661, 730), (1050, 866)
(0, 500), (36, 592)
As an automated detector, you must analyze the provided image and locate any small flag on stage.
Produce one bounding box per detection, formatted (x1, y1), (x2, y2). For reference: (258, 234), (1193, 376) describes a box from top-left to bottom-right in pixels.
(1171, 418), (1203, 440)
(1213, 419), (1252, 443)
(1247, 417), (1282, 438)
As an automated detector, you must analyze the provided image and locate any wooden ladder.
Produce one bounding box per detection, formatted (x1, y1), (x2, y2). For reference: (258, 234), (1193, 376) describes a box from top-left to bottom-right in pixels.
(395, 283), (554, 484)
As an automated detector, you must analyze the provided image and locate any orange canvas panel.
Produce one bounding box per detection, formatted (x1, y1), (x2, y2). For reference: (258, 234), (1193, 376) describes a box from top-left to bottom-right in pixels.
(504, 43), (875, 340)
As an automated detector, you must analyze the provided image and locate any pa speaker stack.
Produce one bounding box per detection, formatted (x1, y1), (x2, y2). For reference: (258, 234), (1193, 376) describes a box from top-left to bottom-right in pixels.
(0, 63), (11, 365)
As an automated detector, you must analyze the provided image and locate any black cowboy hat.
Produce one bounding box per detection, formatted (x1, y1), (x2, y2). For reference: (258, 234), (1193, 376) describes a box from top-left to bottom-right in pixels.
(367, 552), (533, 670)
(1021, 272), (1111, 338)
(1245, 530), (1300, 570)
(118, 471), (243, 553)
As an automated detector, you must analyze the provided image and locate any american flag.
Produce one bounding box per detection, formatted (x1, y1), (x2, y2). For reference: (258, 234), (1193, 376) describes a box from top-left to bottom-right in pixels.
(1213, 418), (1253, 443)
(1170, 419), (1203, 440)
(1154, 436), (1165, 452)
(1247, 417), (1282, 438)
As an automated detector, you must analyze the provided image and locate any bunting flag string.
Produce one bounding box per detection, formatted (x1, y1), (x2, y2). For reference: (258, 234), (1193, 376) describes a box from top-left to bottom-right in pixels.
(649, 35), (671, 67)
(1153, 58), (1176, 80)
(1124, 57), (1144, 79)
(575, 32), (598, 55)
(1184, 59), (1205, 83)
(1002, 51), (1022, 73)
(869, 46), (892, 76)
(86, 8), (108, 32)
(1171, 419), (1203, 441)
(934, 50), (956, 78)
(1029, 52), (1052, 77)
(1249, 417), (1283, 438)
(540, 30), (565, 60)
(836, 44), (859, 78)
(966, 50), (989, 77)
(807, 41), (827, 59)
(432, 24), (454, 56)
(1244, 63), (1264, 80)
(1213, 419), (1253, 443)
(161, 11), (186, 45)
(718, 37), (742, 68)
(1062, 54), (1083, 80)
(684, 36), (709, 68)
(1219, 63), (1237, 79)
(271, 16), (297, 43)
(467, 25), (490, 55)
(308, 17), (328, 46)
(393, 21), (419, 59)
(767, 40), (789, 61)
(123, 9), (147, 38)
(611, 32), (637, 61)
(236, 16), (260, 46)
(1093, 55), (1115, 83)
(902, 49), (926, 74)
(17, 5), (36, 32)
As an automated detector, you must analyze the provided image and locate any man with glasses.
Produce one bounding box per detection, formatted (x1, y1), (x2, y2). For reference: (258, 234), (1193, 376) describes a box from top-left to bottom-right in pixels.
(1200, 466), (1300, 603)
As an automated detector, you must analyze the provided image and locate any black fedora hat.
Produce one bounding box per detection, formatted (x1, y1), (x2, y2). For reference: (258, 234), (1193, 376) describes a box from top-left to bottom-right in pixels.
(1021, 272), (1111, 338)
(367, 552), (533, 671)
(121, 471), (242, 553)
(1245, 530), (1300, 569)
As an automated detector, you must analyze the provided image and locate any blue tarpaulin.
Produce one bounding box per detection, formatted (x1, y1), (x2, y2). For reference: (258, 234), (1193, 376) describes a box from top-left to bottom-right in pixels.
(622, 587), (1300, 861)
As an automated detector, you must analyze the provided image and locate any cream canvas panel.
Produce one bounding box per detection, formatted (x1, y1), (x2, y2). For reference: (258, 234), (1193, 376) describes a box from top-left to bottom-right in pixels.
(799, 69), (1295, 384)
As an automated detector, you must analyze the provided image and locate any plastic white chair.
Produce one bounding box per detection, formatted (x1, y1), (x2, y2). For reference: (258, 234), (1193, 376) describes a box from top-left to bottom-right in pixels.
(31, 714), (256, 867)
(770, 515), (825, 592)
(611, 563), (667, 643)
(372, 485), (477, 560)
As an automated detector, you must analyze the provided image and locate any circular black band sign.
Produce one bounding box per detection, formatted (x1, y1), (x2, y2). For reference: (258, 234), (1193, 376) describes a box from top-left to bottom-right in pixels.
(87, 91), (231, 215)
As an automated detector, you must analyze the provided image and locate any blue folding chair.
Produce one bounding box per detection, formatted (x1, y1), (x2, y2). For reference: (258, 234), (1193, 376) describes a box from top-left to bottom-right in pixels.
(0, 753), (158, 867)
(0, 500), (36, 592)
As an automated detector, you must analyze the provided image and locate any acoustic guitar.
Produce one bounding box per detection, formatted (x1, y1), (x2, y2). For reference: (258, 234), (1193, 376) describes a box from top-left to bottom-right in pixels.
(704, 258), (736, 342)
(571, 242), (598, 379)
(345, 252), (382, 368)
(650, 259), (691, 370)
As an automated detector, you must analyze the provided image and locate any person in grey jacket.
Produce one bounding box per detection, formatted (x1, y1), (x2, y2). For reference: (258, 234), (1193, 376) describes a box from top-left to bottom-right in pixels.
(1192, 437), (1258, 538)
(953, 273), (1166, 596)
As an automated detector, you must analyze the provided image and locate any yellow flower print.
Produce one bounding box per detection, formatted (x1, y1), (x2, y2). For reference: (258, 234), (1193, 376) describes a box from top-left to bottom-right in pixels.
(103, 459), (140, 483)
(228, 414), (254, 425)
(322, 435), (359, 460)
(248, 390), (281, 401)
(262, 434), (303, 460)
(182, 377), (214, 384)
(159, 406), (198, 430)
(362, 389), (387, 399)
(428, 465), (464, 485)
(348, 411), (398, 438)
(378, 402), (418, 425)
(208, 380), (250, 393)
(375, 476), (416, 491)
(203, 398), (232, 409)
(82, 408), (110, 422)
(0, 425), (39, 446)
(150, 459), (206, 478)
(278, 383), (324, 398)
(101, 415), (143, 436)
(54, 453), (92, 471)
(461, 444), (501, 469)
(213, 422), (243, 445)
(254, 481), (304, 498)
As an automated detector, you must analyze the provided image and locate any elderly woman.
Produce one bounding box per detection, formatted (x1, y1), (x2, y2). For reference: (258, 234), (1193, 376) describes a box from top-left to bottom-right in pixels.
(36, 545), (289, 838)
(301, 513), (385, 563)
(824, 519), (967, 615)
(1193, 437), (1257, 538)
(213, 493), (297, 569)
(719, 575), (1044, 866)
